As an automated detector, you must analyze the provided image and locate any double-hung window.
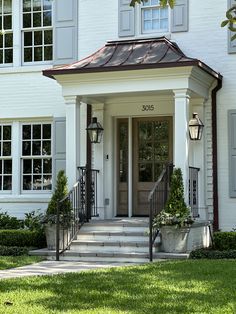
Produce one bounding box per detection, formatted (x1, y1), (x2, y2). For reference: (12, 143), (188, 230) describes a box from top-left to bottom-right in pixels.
(0, 124), (12, 191)
(141, 0), (169, 34)
(22, 0), (53, 63)
(21, 123), (52, 191)
(0, 0), (13, 65)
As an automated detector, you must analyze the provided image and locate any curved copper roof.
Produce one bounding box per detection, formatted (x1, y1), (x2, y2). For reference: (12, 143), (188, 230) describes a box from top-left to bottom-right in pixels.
(43, 37), (221, 80)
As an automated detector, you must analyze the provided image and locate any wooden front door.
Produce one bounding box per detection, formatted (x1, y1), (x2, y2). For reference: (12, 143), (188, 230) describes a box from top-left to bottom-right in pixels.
(133, 117), (173, 216)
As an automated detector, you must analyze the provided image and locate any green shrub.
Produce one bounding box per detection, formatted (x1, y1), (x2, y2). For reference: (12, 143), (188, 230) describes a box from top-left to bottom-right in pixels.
(190, 248), (236, 259)
(0, 211), (23, 230)
(24, 210), (44, 232)
(213, 232), (236, 251)
(0, 246), (29, 256)
(0, 230), (46, 248)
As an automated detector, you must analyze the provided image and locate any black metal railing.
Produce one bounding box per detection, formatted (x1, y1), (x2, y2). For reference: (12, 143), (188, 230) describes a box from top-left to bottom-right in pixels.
(56, 166), (99, 261)
(189, 166), (200, 218)
(148, 163), (173, 262)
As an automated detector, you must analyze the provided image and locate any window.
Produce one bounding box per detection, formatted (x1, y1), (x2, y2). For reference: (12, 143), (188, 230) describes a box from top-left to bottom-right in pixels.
(0, 125), (12, 191)
(22, 0), (53, 63)
(0, 0), (13, 65)
(141, 0), (168, 33)
(21, 123), (52, 191)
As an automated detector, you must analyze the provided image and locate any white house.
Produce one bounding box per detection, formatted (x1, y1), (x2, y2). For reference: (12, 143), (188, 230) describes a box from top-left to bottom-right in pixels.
(0, 0), (236, 233)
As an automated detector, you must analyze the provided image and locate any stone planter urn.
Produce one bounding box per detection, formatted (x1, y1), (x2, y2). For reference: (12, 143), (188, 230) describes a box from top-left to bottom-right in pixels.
(44, 224), (70, 251)
(160, 225), (190, 253)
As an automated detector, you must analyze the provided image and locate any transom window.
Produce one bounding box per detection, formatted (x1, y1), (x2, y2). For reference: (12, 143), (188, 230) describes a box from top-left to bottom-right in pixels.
(22, 0), (53, 63)
(21, 123), (52, 191)
(0, 125), (12, 191)
(141, 0), (168, 33)
(0, 0), (13, 65)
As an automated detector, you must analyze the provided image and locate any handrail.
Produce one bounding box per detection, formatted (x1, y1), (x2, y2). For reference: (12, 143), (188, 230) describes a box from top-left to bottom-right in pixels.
(149, 163), (173, 262)
(56, 167), (99, 261)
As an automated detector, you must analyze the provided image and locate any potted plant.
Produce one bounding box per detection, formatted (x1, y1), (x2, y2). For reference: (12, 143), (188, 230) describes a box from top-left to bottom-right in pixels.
(153, 168), (194, 253)
(43, 170), (72, 250)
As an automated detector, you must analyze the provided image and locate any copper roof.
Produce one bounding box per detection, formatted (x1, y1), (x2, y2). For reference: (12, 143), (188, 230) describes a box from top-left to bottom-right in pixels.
(43, 37), (221, 80)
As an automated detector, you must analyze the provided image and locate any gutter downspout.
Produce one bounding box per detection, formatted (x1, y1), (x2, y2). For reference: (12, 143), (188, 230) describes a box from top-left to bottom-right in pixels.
(211, 77), (223, 231)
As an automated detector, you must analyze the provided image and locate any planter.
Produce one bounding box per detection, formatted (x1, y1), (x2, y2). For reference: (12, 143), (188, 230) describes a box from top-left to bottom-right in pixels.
(160, 225), (190, 253)
(44, 224), (70, 251)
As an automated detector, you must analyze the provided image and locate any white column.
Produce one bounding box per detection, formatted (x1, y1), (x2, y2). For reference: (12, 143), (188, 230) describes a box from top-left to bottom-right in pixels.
(65, 96), (80, 189)
(92, 104), (105, 218)
(173, 89), (190, 202)
(128, 117), (133, 218)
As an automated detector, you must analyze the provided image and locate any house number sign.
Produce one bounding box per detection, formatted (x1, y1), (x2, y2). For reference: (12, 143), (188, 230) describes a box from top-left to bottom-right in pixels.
(141, 105), (155, 111)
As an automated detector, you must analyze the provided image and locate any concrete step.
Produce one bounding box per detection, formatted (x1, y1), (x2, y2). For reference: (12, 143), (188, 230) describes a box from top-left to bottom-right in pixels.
(70, 240), (150, 253)
(77, 231), (149, 242)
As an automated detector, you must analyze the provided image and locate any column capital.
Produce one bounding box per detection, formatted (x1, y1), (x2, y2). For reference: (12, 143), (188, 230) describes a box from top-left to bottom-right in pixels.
(173, 89), (191, 99)
(63, 95), (78, 105)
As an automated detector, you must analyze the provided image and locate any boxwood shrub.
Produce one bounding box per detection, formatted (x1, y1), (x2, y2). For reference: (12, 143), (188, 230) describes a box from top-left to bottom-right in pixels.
(213, 232), (236, 251)
(0, 245), (29, 256)
(190, 248), (236, 259)
(0, 230), (46, 248)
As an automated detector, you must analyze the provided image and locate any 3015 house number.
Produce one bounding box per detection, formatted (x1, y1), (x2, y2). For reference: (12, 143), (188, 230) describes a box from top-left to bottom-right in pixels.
(141, 105), (155, 111)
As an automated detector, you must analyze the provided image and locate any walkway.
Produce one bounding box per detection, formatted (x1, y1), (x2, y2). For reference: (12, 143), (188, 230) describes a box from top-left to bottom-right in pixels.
(0, 260), (141, 280)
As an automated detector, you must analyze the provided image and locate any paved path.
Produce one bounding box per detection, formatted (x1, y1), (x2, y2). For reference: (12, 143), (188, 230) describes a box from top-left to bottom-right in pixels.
(0, 261), (139, 280)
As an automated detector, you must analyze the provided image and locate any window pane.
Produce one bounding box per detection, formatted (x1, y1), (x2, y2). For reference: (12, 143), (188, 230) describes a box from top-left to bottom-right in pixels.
(33, 12), (41, 27)
(0, 50), (2, 63)
(23, 13), (31, 28)
(0, 176), (2, 190)
(151, 0), (159, 5)
(43, 0), (51, 10)
(23, 0), (31, 12)
(33, 175), (42, 190)
(23, 159), (32, 174)
(3, 159), (12, 174)
(33, 158), (42, 173)
(43, 175), (52, 190)
(33, 124), (41, 139)
(44, 29), (52, 44)
(43, 158), (51, 173)
(0, 36), (3, 48)
(5, 33), (12, 47)
(24, 32), (32, 46)
(152, 19), (159, 30)
(23, 175), (32, 190)
(4, 0), (12, 13)
(34, 31), (42, 45)
(24, 47), (32, 62)
(43, 124), (51, 139)
(23, 125), (31, 139)
(160, 7), (168, 18)
(4, 48), (12, 63)
(43, 11), (51, 26)
(152, 8), (159, 19)
(3, 142), (11, 156)
(22, 141), (31, 155)
(0, 160), (2, 173)
(34, 46), (42, 61)
(3, 125), (11, 140)
(42, 140), (51, 155)
(160, 19), (168, 29)
(33, 141), (41, 155)
(3, 176), (11, 190)
(143, 9), (151, 20)
(44, 46), (52, 60)
(33, 0), (41, 11)
(4, 15), (11, 29)
(139, 163), (152, 182)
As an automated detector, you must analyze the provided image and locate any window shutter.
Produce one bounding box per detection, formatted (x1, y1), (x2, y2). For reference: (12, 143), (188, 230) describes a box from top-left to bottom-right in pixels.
(228, 0), (236, 53)
(53, 0), (78, 65)
(171, 0), (188, 33)
(53, 118), (66, 186)
(118, 0), (135, 37)
(228, 110), (236, 197)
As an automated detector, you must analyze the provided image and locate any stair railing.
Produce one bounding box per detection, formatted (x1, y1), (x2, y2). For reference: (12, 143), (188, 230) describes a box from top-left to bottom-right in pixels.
(148, 163), (173, 262)
(56, 167), (99, 261)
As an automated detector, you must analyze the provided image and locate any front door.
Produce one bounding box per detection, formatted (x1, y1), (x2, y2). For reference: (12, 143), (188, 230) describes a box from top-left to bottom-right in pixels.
(116, 117), (172, 216)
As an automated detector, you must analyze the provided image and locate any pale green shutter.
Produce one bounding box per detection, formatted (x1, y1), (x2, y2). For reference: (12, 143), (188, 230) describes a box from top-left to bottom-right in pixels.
(228, 110), (236, 197)
(53, 118), (66, 186)
(53, 0), (78, 65)
(118, 0), (135, 37)
(228, 0), (236, 53)
(171, 0), (189, 33)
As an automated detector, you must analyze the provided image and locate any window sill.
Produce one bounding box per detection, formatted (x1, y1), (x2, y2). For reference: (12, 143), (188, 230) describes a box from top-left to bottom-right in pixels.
(0, 194), (51, 203)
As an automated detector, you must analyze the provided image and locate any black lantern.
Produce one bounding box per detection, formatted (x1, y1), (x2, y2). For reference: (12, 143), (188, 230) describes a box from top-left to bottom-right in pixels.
(189, 113), (204, 140)
(86, 117), (104, 143)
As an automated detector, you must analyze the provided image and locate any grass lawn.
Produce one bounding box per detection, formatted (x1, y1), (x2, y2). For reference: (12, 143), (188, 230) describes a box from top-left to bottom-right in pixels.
(0, 256), (44, 270)
(0, 260), (235, 314)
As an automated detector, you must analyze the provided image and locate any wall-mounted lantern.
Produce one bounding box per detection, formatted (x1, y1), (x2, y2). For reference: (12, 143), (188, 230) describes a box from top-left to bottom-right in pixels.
(189, 113), (204, 140)
(86, 117), (104, 143)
